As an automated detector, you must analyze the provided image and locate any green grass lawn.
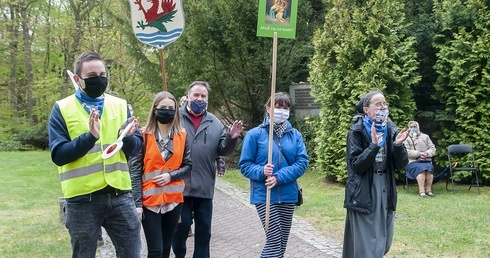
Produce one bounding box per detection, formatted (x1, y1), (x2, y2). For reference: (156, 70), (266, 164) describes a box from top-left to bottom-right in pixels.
(1, 151), (488, 257)
(0, 151), (71, 257)
(223, 168), (490, 258)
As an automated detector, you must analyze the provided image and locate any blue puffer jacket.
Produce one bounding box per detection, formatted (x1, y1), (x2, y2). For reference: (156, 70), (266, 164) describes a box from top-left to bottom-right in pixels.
(239, 120), (309, 205)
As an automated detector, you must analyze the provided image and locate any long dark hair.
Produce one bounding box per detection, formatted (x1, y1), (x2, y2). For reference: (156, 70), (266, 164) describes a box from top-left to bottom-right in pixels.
(144, 91), (184, 134)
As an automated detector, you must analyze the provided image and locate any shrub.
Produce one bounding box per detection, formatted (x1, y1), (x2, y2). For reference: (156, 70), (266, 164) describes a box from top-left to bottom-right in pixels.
(16, 121), (49, 150)
(291, 115), (320, 171)
(0, 137), (24, 151)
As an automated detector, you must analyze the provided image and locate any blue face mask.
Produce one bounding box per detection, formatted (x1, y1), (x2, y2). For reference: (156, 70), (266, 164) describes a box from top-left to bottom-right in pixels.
(411, 128), (418, 134)
(374, 109), (389, 123)
(189, 100), (207, 115)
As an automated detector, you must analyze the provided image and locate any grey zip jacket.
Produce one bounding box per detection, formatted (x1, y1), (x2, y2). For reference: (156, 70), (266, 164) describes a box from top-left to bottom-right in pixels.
(180, 105), (238, 199)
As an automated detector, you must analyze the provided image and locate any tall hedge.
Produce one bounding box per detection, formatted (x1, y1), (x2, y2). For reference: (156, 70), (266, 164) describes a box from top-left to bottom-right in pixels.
(309, 0), (419, 182)
(433, 0), (490, 182)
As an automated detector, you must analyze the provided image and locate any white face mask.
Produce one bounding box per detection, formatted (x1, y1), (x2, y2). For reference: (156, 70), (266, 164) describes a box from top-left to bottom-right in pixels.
(273, 109), (290, 124)
(374, 109), (389, 123)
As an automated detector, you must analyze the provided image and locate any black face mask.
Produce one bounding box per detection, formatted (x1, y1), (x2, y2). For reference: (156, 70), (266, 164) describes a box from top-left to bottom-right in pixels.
(156, 109), (175, 124)
(82, 76), (108, 98)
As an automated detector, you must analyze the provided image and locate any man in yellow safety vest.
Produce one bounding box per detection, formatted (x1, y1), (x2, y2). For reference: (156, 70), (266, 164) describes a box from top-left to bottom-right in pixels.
(48, 51), (142, 257)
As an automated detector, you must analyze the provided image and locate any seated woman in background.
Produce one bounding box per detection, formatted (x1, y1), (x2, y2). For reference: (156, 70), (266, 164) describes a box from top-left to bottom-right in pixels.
(403, 121), (436, 198)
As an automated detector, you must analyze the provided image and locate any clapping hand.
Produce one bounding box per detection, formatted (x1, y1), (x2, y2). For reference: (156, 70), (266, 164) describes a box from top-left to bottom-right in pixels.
(120, 116), (140, 137)
(395, 128), (410, 145)
(371, 123), (378, 145)
(89, 109), (101, 139)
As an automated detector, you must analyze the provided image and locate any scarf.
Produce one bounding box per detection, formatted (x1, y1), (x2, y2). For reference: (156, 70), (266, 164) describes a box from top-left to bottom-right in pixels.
(363, 115), (388, 147)
(273, 122), (287, 138)
(75, 89), (105, 116)
(264, 117), (287, 138)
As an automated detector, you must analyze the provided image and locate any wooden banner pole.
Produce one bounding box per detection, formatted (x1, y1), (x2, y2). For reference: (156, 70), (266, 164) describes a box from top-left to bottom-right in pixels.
(265, 32), (278, 233)
(159, 48), (168, 91)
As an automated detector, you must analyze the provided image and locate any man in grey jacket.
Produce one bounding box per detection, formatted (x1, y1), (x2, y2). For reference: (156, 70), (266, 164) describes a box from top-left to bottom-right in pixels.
(172, 81), (243, 258)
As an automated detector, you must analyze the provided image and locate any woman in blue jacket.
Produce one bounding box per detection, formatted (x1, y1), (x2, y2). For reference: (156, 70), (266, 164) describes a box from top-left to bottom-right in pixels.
(239, 92), (309, 258)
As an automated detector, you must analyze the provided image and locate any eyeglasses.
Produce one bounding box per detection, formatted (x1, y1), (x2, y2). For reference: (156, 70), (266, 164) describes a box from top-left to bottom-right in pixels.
(369, 102), (389, 108)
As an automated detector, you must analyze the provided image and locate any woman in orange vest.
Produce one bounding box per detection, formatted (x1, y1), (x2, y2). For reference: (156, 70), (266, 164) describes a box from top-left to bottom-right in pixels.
(130, 91), (191, 258)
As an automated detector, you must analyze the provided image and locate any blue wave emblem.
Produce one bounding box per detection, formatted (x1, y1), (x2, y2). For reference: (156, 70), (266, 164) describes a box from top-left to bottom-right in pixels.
(135, 28), (183, 47)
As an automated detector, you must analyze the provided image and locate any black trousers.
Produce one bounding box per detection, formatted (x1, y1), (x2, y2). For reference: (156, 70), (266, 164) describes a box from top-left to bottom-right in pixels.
(142, 204), (183, 258)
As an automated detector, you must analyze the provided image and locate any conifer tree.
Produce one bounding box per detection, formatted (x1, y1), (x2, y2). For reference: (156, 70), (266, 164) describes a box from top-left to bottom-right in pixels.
(309, 0), (419, 181)
(433, 0), (490, 181)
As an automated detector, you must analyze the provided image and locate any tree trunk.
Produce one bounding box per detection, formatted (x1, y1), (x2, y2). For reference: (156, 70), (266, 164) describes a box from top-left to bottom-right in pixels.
(6, 3), (19, 117)
(62, 0), (96, 98)
(20, 1), (34, 123)
(43, 0), (52, 77)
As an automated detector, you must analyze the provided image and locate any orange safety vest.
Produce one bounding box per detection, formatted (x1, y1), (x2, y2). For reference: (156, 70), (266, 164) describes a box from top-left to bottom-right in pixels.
(142, 131), (186, 206)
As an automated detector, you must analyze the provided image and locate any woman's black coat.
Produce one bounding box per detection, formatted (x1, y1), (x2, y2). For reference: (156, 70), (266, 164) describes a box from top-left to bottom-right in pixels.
(344, 117), (408, 213)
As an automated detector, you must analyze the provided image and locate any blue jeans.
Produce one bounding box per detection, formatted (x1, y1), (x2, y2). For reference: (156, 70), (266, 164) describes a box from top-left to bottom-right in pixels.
(172, 197), (213, 258)
(65, 192), (141, 258)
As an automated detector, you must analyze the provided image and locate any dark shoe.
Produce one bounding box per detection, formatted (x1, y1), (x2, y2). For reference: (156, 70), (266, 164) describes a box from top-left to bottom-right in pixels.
(419, 192), (427, 198)
(97, 234), (104, 247)
(426, 191), (435, 197)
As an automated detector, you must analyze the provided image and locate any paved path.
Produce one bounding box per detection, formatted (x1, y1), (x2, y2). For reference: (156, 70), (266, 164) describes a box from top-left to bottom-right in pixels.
(97, 178), (342, 257)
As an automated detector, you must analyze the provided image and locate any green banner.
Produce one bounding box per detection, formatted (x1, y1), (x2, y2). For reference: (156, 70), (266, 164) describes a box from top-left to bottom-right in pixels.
(257, 0), (298, 39)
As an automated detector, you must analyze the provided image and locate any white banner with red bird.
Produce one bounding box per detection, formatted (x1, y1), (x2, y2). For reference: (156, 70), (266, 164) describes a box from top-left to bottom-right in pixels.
(128, 0), (185, 90)
(129, 0), (185, 49)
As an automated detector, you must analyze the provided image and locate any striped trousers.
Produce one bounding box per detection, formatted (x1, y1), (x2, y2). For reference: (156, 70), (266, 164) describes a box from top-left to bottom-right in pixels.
(256, 203), (295, 258)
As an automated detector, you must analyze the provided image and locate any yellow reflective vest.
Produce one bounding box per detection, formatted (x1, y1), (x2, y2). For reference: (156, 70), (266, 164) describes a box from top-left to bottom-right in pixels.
(57, 94), (131, 198)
